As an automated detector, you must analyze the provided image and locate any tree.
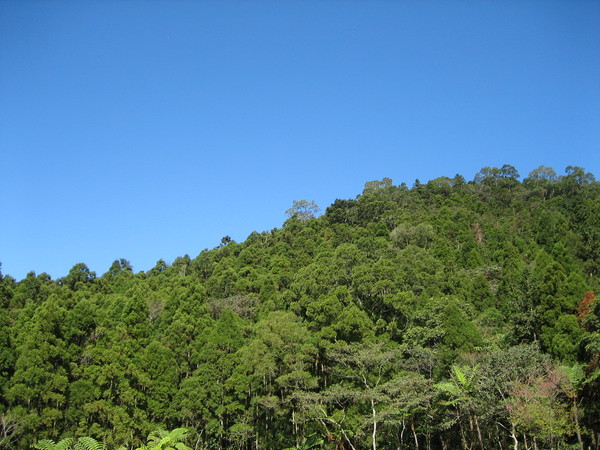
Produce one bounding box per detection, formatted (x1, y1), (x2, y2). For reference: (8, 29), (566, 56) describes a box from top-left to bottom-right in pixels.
(286, 200), (320, 221)
(362, 178), (393, 195)
(0, 412), (24, 448)
(506, 365), (574, 447)
(6, 296), (70, 445)
(175, 311), (247, 448)
(104, 259), (133, 278)
(474, 165), (520, 183)
(233, 311), (317, 449)
(219, 235), (232, 248)
(528, 165), (557, 182)
(317, 341), (402, 450)
(499, 164), (520, 180)
(564, 166), (595, 187)
(135, 428), (191, 450)
(61, 263), (96, 290)
(435, 364), (485, 450)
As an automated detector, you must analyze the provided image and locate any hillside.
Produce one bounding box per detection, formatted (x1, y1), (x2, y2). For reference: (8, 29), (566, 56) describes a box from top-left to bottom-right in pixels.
(1, 165), (599, 449)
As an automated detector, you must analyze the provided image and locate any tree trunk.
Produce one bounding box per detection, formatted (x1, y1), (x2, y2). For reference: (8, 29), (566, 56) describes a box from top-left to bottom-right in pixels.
(400, 419), (405, 449)
(494, 423), (503, 450)
(573, 401), (584, 450)
(474, 416), (484, 450)
(411, 418), (419, 449)
(293, 408), (298, 448)
(371, 399), (377, 450)
(440, 434), (448, 450)
(459, 419), (468, 450)
(510, 423), (518, 450)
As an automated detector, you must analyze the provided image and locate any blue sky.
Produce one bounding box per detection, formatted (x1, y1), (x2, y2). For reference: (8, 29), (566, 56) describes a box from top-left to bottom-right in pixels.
(1, 1), (599, 280)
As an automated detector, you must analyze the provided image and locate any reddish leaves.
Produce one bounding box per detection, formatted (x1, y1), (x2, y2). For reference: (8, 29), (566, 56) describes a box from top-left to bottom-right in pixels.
(577, 291), (596, 329)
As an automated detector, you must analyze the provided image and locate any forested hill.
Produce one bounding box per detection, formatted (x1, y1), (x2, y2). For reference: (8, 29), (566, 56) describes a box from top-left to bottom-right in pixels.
(1, 165), (599, 449)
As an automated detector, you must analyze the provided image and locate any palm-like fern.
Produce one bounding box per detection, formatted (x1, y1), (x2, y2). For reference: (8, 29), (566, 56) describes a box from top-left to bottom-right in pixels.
(33, 438), (75, 450)
(33, 437), (104, 450)
(34, 429), (189, 450)
(435, 365), (478, 406)
(74, 436), (105, 450)
(137, 428), (191, 450)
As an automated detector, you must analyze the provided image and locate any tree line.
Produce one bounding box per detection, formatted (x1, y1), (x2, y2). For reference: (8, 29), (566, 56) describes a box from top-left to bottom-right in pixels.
(0, 164), (599, 449)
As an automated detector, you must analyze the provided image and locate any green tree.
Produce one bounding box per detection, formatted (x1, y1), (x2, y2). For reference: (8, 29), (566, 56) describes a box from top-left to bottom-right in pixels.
(435, 364), (485, 450)
(135, 428), (191, 450)
(233, 311), (317, 449)
(286, 200), (320, 221)
(318, 341), (403, 450)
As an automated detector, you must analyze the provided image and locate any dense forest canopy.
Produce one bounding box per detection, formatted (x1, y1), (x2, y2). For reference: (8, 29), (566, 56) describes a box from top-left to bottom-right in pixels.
(1, 165), (599, 449)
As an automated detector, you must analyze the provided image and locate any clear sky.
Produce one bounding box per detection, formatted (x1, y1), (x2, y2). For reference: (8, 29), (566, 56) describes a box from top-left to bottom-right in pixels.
(1, 1), (599, 280)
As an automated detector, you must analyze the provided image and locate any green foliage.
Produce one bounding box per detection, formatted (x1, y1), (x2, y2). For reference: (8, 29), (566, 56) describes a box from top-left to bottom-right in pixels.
(3, 165), (599, 449)
(33, 439), (74, 450)
(138, 428), (191, 450)
(33, 437), (105, 450)
(286, 200), (320, 221)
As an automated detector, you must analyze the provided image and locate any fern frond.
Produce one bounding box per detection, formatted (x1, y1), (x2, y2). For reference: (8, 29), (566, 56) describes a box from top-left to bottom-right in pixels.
(33, 440), (58, 450)
(75, 436), (104, 450)
(470, 364), (480, 384)
(56, 438), (75, 450)
(173, 443), (192, 450)
(166, 428), (189, 442)
(162, 428), (190, 449)
(143, 427), (190, 450)
(435, 381), (461, 397)
(147, 428), (168, 446)
(452, 365), (467, 388)
(34, 438), (75, 450)
(584, 367), (600, 384)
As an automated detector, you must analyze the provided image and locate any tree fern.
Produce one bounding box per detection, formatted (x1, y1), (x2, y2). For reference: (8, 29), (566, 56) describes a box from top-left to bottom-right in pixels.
(138, 428), (191, 450)
(33, 438), (74, 450)
(33, 436), (104, 450)
(452, 365), (468, 388)
(74, 436), (105, 450)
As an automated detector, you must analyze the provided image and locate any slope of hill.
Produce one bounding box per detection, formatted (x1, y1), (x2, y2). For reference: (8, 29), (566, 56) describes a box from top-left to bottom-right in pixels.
(1, 165), (598, 449)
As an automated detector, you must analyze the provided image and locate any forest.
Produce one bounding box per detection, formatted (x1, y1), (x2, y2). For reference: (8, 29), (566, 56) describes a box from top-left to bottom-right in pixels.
(0, 164), (599, 450)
